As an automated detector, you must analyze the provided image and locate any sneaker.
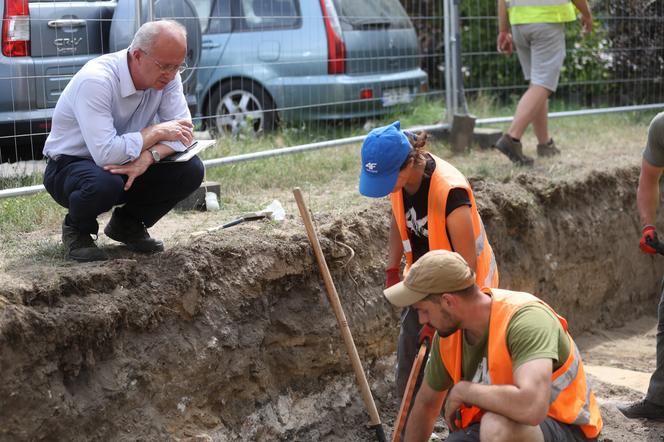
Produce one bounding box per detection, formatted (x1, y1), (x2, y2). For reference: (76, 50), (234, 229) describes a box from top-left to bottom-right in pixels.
(62, 221), (108, 262)
(104, 209), (164, 253)
(617, 399), (664, 421)
(493, 134), (534, 166)
(537, 138), (561, 157)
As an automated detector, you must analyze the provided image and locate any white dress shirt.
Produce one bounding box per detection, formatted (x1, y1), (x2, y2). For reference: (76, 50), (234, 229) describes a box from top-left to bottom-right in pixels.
(43, 49), (190, 166)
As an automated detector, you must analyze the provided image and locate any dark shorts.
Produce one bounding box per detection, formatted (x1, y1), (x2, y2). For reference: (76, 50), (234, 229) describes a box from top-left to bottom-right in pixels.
(446, 418), (595, 442)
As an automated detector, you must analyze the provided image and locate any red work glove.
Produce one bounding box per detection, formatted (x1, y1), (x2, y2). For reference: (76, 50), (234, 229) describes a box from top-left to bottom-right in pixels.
(418, 324), (435, 346)
(640, 225), (658, 254)
(385, 267), (400, 289)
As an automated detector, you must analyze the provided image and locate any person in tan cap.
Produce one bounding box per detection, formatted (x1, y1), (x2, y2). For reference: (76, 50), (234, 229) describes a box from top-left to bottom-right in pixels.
(385, 250), (602, 442)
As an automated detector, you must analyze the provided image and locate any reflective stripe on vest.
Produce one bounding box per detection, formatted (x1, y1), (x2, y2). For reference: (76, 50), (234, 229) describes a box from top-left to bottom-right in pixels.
(389, 154), (499, 287)
(507, 0), (576, 25)
(438, 288), (603, 438)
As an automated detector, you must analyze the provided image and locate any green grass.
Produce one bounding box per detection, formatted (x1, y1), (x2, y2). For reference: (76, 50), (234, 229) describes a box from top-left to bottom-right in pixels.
(0, 193), (65, 236)
(0, 98), (660, 245)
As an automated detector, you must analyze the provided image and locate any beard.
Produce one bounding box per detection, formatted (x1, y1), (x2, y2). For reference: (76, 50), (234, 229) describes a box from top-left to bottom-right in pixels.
(436, 310), (460, 338)
(437, 325), (459, 338)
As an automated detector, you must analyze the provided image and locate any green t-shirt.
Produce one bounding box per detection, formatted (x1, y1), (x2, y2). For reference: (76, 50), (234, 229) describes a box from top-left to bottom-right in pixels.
(425, 303), (571, 391)
(643, 112), (664, 167)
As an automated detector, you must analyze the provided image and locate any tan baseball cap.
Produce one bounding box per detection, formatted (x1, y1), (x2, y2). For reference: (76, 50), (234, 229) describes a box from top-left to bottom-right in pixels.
(384, 250), (476, 307)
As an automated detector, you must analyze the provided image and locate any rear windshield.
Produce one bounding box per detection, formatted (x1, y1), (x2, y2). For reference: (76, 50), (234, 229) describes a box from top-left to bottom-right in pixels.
(332, 0), (411, 30)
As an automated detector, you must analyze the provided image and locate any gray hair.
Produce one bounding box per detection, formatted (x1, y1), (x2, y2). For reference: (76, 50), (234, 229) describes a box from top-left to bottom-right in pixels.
(129, 20), (187, 53)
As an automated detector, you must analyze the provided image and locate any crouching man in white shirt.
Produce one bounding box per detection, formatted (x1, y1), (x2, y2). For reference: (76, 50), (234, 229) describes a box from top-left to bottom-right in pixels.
(43, 20), (204, 262)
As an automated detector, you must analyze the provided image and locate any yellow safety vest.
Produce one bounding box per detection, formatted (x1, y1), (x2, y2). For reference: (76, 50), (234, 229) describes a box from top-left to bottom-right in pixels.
(507, 0), (576, 25)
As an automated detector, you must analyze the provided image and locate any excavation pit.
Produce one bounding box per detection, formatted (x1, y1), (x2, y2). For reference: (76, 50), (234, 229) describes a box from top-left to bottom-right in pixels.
(2, 166), (664, 441)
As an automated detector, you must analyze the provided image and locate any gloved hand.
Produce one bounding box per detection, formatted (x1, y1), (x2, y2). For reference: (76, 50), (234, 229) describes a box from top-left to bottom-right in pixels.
(640, 225), (658, 255)
(385, 267), (400, 289)
(418, 324), (435, 346)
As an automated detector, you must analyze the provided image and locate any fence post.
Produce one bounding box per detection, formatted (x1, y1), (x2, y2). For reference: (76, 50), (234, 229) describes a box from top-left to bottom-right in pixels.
(146, 0), (155, 22)
(447, 0), (476, 154)
(135, 0), (143, 31)
(443, 0), (453, 124)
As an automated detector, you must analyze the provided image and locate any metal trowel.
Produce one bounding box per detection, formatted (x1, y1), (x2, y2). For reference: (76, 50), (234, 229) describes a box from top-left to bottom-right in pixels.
(191, 199), (285, 237)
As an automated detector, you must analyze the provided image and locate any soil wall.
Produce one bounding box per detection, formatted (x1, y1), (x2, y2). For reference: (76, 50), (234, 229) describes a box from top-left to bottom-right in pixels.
(0, 165), (661, 441)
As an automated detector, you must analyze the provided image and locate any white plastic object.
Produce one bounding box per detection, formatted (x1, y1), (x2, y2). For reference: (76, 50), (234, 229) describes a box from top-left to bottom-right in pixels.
(205, 192), (220, 211)
(264, 199), (285, 221)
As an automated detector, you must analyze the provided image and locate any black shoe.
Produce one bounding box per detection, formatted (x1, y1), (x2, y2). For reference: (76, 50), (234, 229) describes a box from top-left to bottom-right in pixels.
(62, 221), (108, 262)
(537, 138), (561, 157)
(104, 209), (164, 253)
(617, 399), (664, 421)
(494, 134), (534, 166)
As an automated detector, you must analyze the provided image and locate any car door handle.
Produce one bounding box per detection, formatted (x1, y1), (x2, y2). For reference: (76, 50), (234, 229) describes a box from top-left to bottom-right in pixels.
(48, 19), (87, 29)
(202, 40), (221, 49)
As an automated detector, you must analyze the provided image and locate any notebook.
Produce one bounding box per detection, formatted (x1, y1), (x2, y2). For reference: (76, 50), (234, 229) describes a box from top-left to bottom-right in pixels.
(160, 140), (216, 163)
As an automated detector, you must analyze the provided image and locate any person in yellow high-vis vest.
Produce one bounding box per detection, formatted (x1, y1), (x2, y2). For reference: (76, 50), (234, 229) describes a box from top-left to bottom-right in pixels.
(384, 250), (603, 442)
(493, 0), (593, 166)
(358, 121), (499, 407)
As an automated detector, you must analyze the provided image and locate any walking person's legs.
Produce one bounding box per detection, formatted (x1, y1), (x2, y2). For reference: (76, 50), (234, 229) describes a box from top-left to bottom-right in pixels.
(507, 84), (551, 141)
(495, 23), (564, 164)
(532, 93), (550, 145)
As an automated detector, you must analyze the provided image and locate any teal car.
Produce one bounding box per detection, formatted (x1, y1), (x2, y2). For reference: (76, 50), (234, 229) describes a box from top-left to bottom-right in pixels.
(194, 0), (428, 136)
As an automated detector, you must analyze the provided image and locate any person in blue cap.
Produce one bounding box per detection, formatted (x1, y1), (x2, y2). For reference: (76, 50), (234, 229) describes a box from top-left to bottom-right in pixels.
(358, 121), (500, 408)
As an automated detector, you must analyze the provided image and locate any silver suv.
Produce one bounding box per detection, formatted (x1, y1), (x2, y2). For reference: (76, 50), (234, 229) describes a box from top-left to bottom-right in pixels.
(0, 0), (201, 160)
(195, 0), (428, 137)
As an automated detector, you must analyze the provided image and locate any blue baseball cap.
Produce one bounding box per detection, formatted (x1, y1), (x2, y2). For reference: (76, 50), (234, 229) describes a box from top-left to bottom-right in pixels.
(359, 121), (412, 198)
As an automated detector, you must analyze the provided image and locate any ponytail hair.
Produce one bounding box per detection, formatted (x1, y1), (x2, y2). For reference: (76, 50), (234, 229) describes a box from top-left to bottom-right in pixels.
(400, 131), (429, 169)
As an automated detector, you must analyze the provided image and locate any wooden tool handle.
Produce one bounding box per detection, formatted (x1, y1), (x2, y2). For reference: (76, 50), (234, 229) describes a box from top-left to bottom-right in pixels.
(391, 343), (428, 442)
(293, 187), (383, 428)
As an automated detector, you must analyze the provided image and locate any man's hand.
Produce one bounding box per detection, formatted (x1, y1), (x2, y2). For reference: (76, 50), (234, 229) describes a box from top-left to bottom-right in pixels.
(418, 324), (435, 346)
(148, 119), (194, 147)
(104, 151), (152, 191)
(580, 13), (592, 34)
(385, 267), (400, 288)
(640, 225), (658, 255)
(443, 382), (467, 432)
(496, 31), (513, 56)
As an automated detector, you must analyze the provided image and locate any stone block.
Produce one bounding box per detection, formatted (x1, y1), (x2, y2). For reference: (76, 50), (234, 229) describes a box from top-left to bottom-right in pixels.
(473, 128), (503, 150)
(175, 181), (221, 212)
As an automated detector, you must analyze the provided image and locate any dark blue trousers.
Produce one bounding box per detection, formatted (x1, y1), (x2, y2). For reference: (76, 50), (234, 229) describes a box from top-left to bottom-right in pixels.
(43, 155), (204, 234)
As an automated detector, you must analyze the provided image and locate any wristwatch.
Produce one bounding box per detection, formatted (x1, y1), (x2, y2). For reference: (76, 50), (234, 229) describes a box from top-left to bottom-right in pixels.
(149, 148), (160, 163)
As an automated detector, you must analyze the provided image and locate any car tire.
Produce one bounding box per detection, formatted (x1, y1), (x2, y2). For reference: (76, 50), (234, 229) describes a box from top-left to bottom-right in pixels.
(206, 80), (277, 138)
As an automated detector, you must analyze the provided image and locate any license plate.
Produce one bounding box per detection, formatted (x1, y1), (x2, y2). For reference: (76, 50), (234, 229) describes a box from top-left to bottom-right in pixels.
(382, 87), (413, 106)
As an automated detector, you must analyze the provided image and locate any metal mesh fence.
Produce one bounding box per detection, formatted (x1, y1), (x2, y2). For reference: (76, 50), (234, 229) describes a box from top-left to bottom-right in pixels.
(459, 0), (664, 113)
(0, 0), (663, 196)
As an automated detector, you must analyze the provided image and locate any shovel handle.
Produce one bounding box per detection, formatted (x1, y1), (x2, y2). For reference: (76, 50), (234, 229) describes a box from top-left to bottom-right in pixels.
(391, 342), (428, 442)
(293, 187), (384, 435)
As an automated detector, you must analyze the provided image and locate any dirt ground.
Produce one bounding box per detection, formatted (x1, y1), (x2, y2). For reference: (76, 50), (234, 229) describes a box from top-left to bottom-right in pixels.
(2, 152), (664, 440)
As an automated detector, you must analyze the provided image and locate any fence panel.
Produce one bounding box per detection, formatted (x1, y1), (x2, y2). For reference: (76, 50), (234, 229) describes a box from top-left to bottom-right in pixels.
(459, 0), (664, 115)
(1, 0), (663, 198)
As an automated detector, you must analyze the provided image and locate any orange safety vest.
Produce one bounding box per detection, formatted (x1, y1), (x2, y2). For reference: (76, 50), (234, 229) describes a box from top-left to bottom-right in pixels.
(439, 288), (603, 438)
(389, 154), (498, 288)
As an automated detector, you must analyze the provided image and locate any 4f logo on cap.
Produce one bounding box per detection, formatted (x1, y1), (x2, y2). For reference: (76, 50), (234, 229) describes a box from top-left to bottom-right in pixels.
(365, 162), (378, 173)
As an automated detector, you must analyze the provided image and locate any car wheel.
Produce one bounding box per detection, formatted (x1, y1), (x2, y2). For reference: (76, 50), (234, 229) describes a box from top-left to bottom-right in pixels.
(207, 80), (277, 138)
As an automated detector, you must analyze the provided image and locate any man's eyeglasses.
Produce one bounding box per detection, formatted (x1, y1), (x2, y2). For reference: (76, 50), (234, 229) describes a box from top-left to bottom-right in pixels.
(141, 50), (187, 74)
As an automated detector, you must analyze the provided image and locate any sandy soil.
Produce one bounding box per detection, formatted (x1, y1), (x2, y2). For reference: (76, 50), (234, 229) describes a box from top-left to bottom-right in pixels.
(2, 155), (664, 440)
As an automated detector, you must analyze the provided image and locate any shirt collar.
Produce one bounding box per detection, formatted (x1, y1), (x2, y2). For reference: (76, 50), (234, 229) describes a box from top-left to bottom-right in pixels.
(118, 49), (139, 98)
